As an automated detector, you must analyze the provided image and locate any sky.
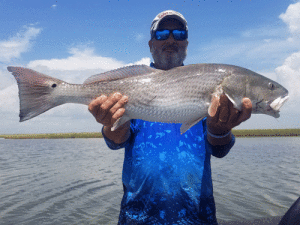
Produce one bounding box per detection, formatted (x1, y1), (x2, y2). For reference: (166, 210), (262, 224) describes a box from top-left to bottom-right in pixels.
(0, 0), (300, 134)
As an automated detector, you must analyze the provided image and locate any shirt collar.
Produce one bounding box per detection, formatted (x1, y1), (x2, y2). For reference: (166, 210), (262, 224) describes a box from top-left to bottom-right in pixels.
(150, 62), (184, 69)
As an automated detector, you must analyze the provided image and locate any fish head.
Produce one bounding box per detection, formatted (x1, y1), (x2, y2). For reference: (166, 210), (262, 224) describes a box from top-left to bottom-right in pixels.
(221, 67), (289, 118)
(245, 73), (289, 118)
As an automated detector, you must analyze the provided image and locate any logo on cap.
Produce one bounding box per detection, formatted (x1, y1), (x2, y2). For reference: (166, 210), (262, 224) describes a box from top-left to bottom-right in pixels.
(158, 12), (172, 19)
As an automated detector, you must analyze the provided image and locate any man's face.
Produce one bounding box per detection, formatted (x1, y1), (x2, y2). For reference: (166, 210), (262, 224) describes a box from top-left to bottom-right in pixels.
(149, 18), (188, 70)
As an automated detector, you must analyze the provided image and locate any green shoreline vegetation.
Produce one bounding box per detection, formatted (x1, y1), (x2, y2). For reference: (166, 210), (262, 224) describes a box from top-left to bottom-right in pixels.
(0, 129), (300, 139)
(232, 129), (300, 138)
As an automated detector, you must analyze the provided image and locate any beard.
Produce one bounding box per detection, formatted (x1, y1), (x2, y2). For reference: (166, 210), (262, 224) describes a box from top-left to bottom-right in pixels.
(150, 44), (187, 70)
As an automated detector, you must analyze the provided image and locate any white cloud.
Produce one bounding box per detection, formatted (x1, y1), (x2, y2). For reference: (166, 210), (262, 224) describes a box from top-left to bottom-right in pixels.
(126, 57), (151, 66)
(0, 69), (17, 90)
(0, 26), (41, 62)
(1, 50), (151, 133)
(279, 2), (300, 35)
(1, 50), (141, 133)
(51, 4), (57, 9)
(274, 2), (300, 114)
(191, 2), (300, 130)
(193, 36), (296, 72)
(276, 51), (300, 101)
(26, 47), (151, 84)
(28, 47), (125, 72)
(192, 2), (300, 85)
(0, 85), (19, 113)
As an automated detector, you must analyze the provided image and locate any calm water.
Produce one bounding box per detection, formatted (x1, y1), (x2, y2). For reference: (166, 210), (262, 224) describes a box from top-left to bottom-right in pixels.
(0, 137), (299, 224)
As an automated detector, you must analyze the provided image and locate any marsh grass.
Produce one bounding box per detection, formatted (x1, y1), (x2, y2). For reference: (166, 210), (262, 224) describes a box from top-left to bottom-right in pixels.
(232, 129), (300, 138)
(0, 129), (300, 139)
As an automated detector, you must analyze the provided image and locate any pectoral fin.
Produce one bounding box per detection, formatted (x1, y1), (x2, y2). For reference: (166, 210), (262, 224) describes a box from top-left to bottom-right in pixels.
(180, 117), (205, 134)
(224, 93), (242, 111)
(111, 114), (131, 131)
(207, 90), (243, 117)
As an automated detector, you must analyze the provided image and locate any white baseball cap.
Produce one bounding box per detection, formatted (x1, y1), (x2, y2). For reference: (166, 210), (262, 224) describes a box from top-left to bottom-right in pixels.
(150, 10), (188, 38)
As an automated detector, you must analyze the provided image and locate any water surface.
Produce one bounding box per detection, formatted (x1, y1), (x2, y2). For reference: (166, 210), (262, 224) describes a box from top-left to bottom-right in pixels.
(0, 137), (299, 224)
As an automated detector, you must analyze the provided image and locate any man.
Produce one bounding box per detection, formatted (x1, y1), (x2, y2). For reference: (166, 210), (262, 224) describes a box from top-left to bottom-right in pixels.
(88, 10), (252, 225)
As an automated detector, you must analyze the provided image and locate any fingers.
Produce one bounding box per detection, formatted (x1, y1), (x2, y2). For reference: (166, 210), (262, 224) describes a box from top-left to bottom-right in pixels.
(110, 95), (128, 124)
(207, 95), (252, 135)
(101, 92), (122, 115)
(208, 95), (220, 117)
(112, 108), (126, 123)
(218, 95), (230, 123)
(88, 95), (108, 119)
(109, 94), (128, 116)
(208, 94), (229, 125)
(233, 97), (252, 126)
(228, 103), (240, 124)
(88, 92), (128, 126)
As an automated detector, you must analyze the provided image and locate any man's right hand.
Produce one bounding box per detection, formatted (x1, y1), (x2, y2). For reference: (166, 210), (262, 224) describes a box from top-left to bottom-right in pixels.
(88, 92), (131, 144)
(88, 92), (128, 127)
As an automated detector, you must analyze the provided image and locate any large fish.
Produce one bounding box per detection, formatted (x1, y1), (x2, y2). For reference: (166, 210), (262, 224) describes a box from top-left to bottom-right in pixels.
(7, 64), (289, 133)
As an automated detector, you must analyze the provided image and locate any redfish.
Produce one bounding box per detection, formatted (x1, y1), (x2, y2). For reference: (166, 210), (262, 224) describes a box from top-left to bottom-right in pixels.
(7, 64), (289, 133)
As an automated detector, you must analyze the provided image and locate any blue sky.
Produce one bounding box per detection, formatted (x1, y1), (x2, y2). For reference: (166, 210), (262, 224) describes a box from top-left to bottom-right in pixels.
(1, 0), (300, 134)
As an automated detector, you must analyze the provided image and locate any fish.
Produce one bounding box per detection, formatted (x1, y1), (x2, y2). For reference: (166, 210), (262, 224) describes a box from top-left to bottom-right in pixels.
(7, 64), (289, 134)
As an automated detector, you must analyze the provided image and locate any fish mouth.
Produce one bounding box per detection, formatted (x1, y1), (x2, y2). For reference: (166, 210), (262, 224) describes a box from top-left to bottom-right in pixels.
(267, 95), (289, 118)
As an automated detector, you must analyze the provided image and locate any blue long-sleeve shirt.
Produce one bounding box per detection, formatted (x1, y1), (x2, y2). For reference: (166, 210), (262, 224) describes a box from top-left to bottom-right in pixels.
(102, 118), (235, 224)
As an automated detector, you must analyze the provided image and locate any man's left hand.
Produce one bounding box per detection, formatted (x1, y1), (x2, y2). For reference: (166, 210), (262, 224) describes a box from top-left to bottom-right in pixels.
(207, 94), (252, 136)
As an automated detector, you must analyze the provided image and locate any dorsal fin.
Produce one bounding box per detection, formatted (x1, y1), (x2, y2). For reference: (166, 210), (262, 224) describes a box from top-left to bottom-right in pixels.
(83, 65), (157, 84)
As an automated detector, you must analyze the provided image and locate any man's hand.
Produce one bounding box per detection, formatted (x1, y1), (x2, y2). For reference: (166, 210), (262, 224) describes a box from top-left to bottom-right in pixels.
(206, 94), (252, 145)
(88, 92), (128, 127)
(88, 92), (130, 144)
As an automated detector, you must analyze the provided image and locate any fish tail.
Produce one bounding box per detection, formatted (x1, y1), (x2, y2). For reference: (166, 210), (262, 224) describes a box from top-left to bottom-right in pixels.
(7, 66), (65, 122)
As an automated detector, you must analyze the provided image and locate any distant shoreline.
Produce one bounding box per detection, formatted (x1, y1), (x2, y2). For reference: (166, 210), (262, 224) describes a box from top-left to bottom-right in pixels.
(232, 129), (300, 138)
(0, 129), (300, 139)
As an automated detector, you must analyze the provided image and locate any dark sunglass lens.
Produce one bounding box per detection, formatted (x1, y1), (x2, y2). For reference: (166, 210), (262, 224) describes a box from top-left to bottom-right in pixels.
(172, 30), (187, 40)
(155, 30), (170, 40)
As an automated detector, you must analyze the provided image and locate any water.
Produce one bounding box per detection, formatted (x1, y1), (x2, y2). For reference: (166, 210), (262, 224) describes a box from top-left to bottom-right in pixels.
(0, 137), (299, 224)
(211, 138), (300, 222)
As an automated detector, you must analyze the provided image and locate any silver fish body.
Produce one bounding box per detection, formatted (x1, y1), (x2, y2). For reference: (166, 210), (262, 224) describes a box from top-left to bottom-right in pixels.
(7, 64), (289, 133)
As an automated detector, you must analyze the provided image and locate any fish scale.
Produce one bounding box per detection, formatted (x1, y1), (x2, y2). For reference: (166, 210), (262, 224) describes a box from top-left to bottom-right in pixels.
(7, 64), (289, 134)
(99, 68), (225, 124)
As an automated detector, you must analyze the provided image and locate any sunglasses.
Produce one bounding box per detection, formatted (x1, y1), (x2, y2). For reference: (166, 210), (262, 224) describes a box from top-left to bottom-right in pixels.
(155, 29), (188, 41)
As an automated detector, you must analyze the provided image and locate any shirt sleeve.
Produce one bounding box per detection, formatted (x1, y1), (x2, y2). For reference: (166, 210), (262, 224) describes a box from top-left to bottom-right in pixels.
(202, 118), (235, 158)
(205, 133), (235, 158)
(101, 126), (131, 150)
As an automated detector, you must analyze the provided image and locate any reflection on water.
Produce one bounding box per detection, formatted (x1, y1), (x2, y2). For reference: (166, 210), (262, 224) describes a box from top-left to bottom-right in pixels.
(212, 137), (300, 222)
(0, 139), (124, 225)
(0, 137), (299, 224)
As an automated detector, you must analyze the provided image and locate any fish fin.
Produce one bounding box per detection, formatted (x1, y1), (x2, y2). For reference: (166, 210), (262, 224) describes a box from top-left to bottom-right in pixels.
(7, 66), (64, 122)
(211, 84), (242, 111)
(83, 65), (158, 84)
(111, 114), (131, 131)
(180, 117), (205, 134)
(224, 93), (242, 111)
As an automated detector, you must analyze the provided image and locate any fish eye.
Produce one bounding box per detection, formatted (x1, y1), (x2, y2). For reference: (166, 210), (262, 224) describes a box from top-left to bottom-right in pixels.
(268, 82), (274, 90)
(51, 83), (57, 88)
